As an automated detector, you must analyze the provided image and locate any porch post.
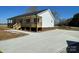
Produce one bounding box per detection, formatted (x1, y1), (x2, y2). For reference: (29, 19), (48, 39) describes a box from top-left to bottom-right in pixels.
(7, 19), (9, 27)
(36, 15), (38, 32)
(30, 16), (31, 31)
(10, 19), (12, 23)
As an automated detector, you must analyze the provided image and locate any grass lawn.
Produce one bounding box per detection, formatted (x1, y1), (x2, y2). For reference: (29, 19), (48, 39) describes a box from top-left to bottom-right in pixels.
(0, 25), (10, 30)
(56, 26), (79, 31)
(0, 50), (3, 53)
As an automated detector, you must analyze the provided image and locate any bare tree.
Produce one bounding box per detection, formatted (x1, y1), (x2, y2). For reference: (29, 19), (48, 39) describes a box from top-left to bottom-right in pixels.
(27, 6), (38, 13)
(52, 11), (60, 25)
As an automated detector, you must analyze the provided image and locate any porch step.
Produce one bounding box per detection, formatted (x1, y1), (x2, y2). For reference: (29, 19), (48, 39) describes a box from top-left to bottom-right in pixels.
(13, 23), (21, 30)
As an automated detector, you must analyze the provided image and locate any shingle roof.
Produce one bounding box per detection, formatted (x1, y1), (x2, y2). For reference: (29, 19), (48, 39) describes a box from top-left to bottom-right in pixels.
(8, 9), (47, 19)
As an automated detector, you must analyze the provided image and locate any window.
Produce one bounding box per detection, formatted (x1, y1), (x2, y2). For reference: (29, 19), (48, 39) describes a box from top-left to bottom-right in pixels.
(38, 18), (39, 22)
(26, 19), (30, 23)
(34, 18), (39, 23)
(20, 20), (22, 23)
(34, 18), (37, 23)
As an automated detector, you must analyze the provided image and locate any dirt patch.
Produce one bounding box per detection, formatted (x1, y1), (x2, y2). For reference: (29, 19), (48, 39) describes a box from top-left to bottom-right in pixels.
(0, 30), (28, 41)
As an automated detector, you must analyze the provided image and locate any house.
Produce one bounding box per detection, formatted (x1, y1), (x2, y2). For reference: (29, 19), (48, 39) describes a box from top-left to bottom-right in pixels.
(7, 9), (55, 32)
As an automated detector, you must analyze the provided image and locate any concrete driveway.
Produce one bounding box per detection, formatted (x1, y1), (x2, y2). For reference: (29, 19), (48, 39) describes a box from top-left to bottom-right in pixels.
(0, 29), (79, 53)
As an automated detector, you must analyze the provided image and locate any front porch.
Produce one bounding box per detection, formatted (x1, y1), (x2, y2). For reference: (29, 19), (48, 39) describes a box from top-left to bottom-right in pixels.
(7, 15), (42, 32)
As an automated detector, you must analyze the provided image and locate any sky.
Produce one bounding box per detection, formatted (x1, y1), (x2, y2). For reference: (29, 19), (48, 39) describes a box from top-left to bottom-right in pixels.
(0, 6), (79, 23)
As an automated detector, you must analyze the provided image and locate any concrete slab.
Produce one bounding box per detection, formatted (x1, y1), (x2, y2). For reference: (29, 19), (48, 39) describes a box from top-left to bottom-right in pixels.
(0, 29), (79, 53)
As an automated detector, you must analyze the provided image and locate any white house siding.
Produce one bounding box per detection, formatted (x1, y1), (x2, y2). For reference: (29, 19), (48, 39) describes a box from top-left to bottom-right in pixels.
(37, 9), (55, 28)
